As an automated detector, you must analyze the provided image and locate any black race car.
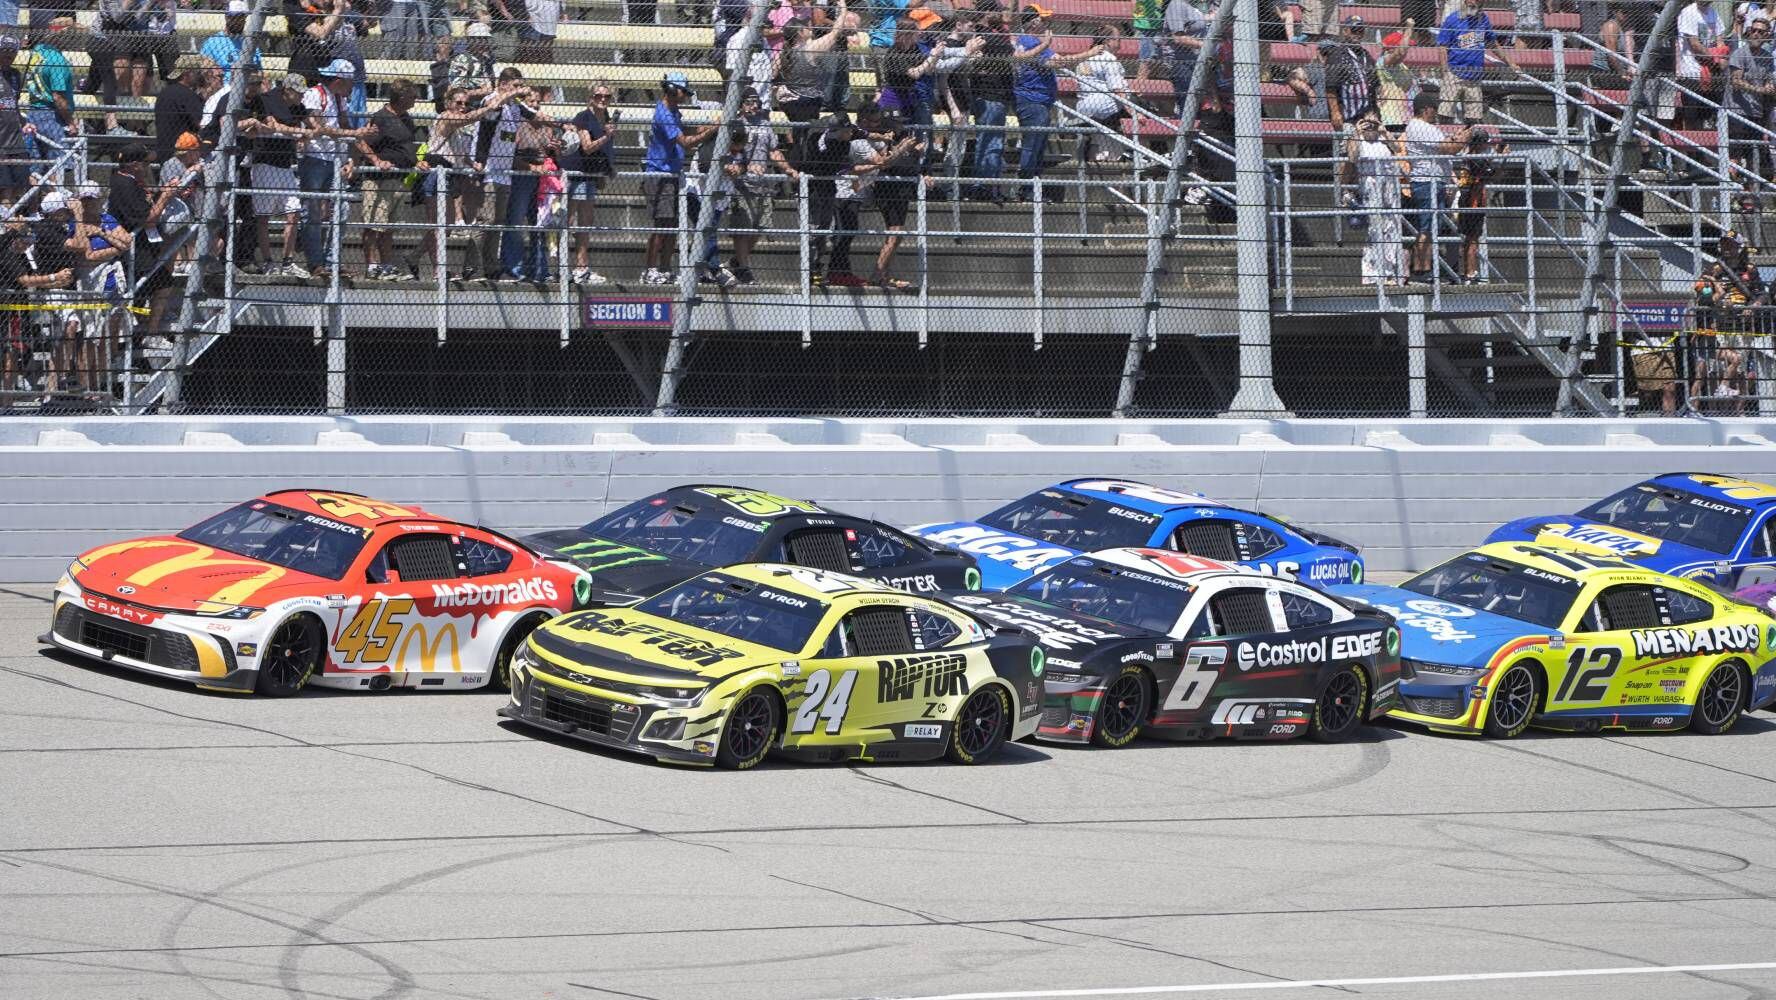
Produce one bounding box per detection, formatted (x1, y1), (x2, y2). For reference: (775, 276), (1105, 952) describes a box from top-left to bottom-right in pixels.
(527, 485), (979, 606)
(941, 548), (1402, 746)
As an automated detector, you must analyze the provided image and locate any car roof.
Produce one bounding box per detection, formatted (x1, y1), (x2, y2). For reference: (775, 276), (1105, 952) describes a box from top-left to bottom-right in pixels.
(1649, 473), (1776, 508)
(1054, 478), (1224, 514)
(260, 489), (450, 528)
(1085, 547), (1239, 581)
(717, 562), (901, 602)
(654, 484), (832, 518)
(1469, 540), (1656, 584)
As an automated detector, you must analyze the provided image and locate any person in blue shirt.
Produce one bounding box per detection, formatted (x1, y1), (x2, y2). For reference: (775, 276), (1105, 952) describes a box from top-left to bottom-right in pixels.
(1011, 5), (1103, 200)
(22, 29), (74, 170)
(200, 1), (262, 85)
(1436, 0), (1512, 123)
(640, 72), (720, 285)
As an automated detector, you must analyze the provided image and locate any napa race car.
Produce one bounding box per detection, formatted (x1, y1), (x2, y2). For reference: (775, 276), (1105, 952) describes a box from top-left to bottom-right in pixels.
(42, 490), (590, 696)
(909, 478), (1362, 590)
(1329, 542), (1776, 737)
(527, 484), (979, 604)
(1486, 473), (1776, 587)
(942, 549), (1399, 745)
(500, 563), (1044, 768)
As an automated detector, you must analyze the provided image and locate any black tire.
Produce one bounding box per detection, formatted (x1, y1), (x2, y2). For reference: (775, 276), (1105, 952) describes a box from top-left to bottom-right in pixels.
(1309, 664), (1369, 743)
(1091, 665), (1151, 748)
(715, 687), (780, 770)
(1691, 660), (1748, 735)
(255, 616), (322, 697)
(946, 685), (1010, 764)
(490, 613), (548, 692)
(1481, 662), (1539, 739)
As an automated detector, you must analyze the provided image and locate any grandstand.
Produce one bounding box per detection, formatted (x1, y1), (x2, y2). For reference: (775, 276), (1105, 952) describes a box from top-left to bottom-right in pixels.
(0, 0), (1764, 419)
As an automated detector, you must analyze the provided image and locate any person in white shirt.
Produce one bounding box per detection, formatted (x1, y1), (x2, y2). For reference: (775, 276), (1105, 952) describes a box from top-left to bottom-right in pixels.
(296, 58), (370, 278)
(1074, 23), (1129, 162)
(1677, 0), (1724, 128)
(521, 0), (560, 63)
(1402, 91), (1469, 281)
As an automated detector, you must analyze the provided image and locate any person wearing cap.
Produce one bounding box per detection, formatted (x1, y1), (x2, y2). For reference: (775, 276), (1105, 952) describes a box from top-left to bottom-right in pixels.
(28, 188), (85, 390)
(1011, 5), (1101, 200)
(1322, 16), (1378, 138)
(158, 132), (205, 276)
(201, 1), (264, 85)
(1374, 25), (1415, 133)
(1437, 0), (1510, 124)
(0, 34), (27, 209)
(639, 72), (720, 286)
(246, 72), (314, 277)
(1342, 112), (1403, 286)
(297, 57), (372, 279)
(153, 54), (217, 165)
(1452, 125), (1504, 284)
(795, 110), (859, 286)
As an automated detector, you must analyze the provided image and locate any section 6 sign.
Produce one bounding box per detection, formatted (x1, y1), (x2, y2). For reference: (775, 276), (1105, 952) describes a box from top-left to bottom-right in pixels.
(584, 297), (673, 328)
(1614, 300), (1690, 333)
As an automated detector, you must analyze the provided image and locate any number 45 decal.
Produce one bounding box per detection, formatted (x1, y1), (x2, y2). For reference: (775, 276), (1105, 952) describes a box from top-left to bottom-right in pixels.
(790, 669), (858, 734)
(1553, 646), (1622, 703)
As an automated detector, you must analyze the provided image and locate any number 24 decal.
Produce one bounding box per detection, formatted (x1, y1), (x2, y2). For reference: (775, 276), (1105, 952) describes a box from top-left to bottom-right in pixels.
(1554, 646), (1622, 703)
(791, 669), (858, 734)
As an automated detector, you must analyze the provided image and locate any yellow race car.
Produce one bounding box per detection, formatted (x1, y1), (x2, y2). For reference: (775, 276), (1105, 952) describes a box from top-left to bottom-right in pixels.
(499, 563), (1045, 767)
(1330, 542), (1776, 737)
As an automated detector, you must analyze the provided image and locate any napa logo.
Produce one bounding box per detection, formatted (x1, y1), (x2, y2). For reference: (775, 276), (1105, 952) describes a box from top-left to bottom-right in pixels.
(1534, 522), (1662, 557)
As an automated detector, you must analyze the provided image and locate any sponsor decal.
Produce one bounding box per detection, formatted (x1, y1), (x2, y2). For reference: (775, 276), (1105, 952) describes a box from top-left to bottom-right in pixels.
(236, 642), (258, 657)
(306, 493), (417, 522)
(905, 723), (943, 739)
(1235, 631), (1384, 671)
(1534, 522), (1661, 556)
(81, 594), (164, 625)
(1106, 506), (1159, 525)
(1660, 679), (1684, 694)
(1361, 598), (1479, 642)
(1548, 635), (1566, 650)
(878, 653), (971, 702)
(554, 538), (670, 573)
(1520, 566), (1571, 586)
(1306, 561), (1353, 584)
(1210, 699), (1313, 726)
(920, 525), (1074, 573)
(963, 566), (982, 591)
(1048, 657), (1082, 670)
(1630, 624), (1760, 658)
(722, 515), (768, 533)
(430, 577), (559, 608)
(1120, 650), (1155, 663)
(115, 585), (135, 595)
(1385, 628), (1400, 656)
(1067, 713), (1092, 731)
(754, 588), (812, 610)
(781, 661), (802, 676)
(693, 487), (823, 517)
(1267, 724), (1298, 736)
(556, 610), (744, 668)
(949, 595), (1122, 649)
(1155, 642), (1175, 659)
(1031, 646), (1045, 677)
(882, 573), (940, 593)
(397, 523), (442, 532)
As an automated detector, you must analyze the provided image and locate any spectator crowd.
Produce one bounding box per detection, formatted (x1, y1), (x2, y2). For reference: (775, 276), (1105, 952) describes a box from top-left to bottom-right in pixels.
(0, 0), (1772, 409)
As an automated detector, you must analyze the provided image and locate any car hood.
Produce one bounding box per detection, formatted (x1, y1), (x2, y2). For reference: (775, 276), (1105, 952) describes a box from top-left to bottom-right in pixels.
(1489, 516), (1721, 575)
(1327, 583), (1546, 669)
(528, 607), (787, 681)
(523, 529), (708, 603)
(70, 535), (329, 612)
(941, 590), (1155, 654)
(910, 521), (1080, 589)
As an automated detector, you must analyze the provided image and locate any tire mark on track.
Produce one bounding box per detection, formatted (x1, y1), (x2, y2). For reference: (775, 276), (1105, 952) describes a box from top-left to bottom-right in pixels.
(1021, 921), (1299, 986)
(568, 984), (666, 1000)
(844, 766), (1031, 824)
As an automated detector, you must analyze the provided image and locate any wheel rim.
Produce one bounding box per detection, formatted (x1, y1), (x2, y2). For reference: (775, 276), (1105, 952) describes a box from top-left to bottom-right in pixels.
(1491, 666), (1535, 730)
(1698, 663), (1744, 727)
(1319, 670), (1362, 733)
(266, 619), (315, 692)
(957, 689), (1004, 756)
(727, 692), (773, 760)
(1100, 674), (1145, 740)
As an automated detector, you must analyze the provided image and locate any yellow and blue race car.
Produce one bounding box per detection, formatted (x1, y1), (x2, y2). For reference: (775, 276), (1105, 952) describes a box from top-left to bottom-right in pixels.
(1329, 542), (1776, 737)
(499, 563), (1044, 767)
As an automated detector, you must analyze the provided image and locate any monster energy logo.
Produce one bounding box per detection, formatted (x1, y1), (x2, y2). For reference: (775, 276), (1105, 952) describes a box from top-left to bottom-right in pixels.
(556, 538), (669, 573)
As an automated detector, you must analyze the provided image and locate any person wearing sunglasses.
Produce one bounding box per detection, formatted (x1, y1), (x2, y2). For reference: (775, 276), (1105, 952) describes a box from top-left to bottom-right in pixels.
(563, 83), (618, 285)
(1343, 114), (1404, 287)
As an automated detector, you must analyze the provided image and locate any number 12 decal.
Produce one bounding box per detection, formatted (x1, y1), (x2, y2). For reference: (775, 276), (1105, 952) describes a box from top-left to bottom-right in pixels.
(1554, 646), (1622, 703)
(791, 669), (858, 734)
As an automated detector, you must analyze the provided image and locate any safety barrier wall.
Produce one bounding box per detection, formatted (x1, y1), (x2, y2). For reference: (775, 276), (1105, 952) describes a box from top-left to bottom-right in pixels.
(5, 416), (1776, 583)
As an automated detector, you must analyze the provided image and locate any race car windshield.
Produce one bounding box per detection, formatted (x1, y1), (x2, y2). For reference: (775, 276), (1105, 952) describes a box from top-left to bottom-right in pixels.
(582, 499), (767, 566)
(1400, 557), (1580, 629)
(1008, 564), (1191, 633)
(635, 578), (825, 653)
(177, 502), (367, 580)
(977, 492), (1159, 551)
(1577, 485), (1750, 554)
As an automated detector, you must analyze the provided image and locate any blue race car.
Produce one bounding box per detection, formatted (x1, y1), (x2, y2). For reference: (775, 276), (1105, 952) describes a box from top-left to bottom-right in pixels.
(1486, 473), (1776, 587)
(908, 478), (1363, 590)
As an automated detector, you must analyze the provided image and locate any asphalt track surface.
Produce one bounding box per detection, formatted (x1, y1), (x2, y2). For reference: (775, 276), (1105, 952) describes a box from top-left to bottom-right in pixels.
(7, 586), (1776, 1000)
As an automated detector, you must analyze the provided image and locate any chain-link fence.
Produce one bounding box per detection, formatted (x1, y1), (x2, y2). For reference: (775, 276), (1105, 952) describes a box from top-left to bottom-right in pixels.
(0, 0), (1770, 417)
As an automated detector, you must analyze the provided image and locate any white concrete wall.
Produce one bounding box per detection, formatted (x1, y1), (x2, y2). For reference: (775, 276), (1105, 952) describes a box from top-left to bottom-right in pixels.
(6, 416), (1776, 583)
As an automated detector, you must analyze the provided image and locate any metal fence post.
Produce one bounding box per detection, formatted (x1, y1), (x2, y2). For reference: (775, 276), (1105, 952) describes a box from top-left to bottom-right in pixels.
(916, 177), (929, 349)
(1032, 176), (1044, 350)
(327, 163), (346, 415)
(799, 171), (812, 347)
(1220, 0), (1289, 417)
(436, 165), (449, 343)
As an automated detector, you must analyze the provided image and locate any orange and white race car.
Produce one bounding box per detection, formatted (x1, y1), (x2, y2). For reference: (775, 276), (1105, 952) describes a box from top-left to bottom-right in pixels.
(42, 490), (590, 696)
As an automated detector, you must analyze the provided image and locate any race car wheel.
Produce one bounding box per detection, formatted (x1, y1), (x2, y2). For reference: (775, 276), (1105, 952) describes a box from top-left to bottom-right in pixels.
(1481, 663), (1538, 739)
(255, 616), (322, 698)
(1091, 666), (1150, 748)
(716, 687), (779, 770)
(1309, 665), (1368, 743)
(947, 685), (1010, 764)
(1691, 661), (1747, 735)
(490, 613), (548, 693)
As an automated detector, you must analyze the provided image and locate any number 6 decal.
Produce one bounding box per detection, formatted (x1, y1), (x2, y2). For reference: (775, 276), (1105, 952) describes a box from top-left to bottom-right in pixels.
(1162, 645), (1226, 712)
(791, 669), (858, 734)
